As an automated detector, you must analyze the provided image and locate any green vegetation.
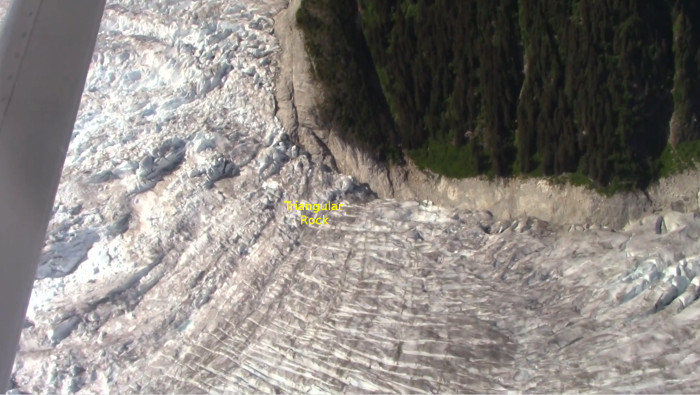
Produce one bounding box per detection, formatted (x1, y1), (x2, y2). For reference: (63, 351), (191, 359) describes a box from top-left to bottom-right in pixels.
(408, 140), (483, 179)
(297, 0), (700, 191)
(659, 139), (700, 177)
(550, 172), (595, 189)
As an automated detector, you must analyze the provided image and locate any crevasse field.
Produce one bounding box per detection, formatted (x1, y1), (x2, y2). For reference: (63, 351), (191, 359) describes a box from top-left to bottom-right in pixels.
(9, 0), (700, 393)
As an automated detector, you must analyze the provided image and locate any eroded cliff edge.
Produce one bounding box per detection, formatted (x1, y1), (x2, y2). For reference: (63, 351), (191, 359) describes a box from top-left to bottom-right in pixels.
(273, 0), (700, 230)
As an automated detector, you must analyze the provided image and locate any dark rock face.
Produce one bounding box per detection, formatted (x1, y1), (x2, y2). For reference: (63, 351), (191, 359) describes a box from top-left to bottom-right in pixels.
(138, 139), (186, 183)
(36, 229), (100, 279)
(672, 200), (686, 213)
(106, 213), (131, 237)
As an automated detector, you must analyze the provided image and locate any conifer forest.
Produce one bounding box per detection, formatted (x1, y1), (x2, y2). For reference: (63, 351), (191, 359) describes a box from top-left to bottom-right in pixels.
(297, 0), (700, 189)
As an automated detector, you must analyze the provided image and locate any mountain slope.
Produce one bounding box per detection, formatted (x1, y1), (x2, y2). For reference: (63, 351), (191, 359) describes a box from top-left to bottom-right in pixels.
(298, 0), (700, 188)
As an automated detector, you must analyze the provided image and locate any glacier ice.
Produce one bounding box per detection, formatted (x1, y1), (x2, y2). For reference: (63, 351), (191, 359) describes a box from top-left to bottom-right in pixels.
(8, 0), (700, 393)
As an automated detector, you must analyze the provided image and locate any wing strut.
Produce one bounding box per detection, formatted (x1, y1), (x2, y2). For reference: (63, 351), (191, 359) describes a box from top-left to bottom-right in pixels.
(0, 0), (106, 391)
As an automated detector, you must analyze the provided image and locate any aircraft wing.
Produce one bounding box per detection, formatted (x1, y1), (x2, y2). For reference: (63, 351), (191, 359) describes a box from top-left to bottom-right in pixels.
(0, 1), (106, 391)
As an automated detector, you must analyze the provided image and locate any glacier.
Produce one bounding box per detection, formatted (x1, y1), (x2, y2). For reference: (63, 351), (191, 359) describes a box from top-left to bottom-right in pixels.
(7, 0), (700, 393)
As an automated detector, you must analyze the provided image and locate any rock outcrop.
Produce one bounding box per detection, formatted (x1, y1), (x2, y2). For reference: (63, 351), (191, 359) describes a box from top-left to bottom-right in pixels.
(273, 0), (396, 198)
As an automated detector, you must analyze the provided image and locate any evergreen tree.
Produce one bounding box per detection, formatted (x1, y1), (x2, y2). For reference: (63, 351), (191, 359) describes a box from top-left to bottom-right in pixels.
(299, 0), (698, 188)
